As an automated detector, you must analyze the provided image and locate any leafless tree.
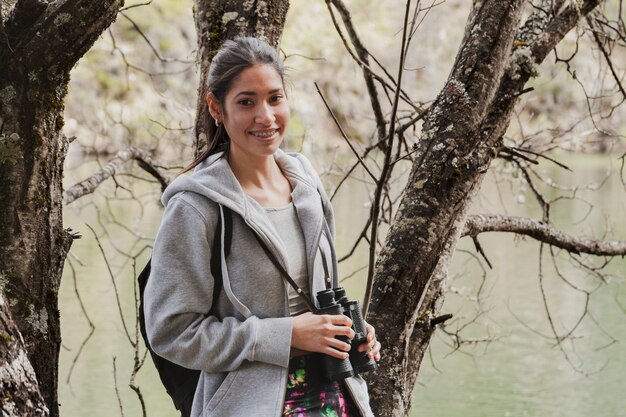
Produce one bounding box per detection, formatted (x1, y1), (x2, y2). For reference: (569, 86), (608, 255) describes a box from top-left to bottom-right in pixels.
(315, 1), (626, 416)
(1, 1), (124, 415)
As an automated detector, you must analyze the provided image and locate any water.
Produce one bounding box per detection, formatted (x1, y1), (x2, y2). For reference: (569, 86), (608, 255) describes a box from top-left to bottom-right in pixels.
(58, 154), (626, 416)
(412, 154), (626, 417)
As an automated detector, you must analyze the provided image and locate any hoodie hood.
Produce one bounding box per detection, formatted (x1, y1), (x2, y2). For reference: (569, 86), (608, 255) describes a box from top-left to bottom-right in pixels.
(163, 148), (320, 217)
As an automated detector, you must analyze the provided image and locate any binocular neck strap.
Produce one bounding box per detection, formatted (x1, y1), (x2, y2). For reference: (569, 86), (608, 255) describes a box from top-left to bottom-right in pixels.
(251, 232), (318, 313)
(319, 244), (332, 291)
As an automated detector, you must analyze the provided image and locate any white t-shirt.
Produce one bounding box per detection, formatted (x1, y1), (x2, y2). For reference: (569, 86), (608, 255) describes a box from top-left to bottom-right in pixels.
(265, 202), (310, 316)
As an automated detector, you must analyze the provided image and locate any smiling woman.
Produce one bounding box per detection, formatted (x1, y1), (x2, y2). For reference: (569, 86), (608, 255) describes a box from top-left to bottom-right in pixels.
(142, 37), (380, 417)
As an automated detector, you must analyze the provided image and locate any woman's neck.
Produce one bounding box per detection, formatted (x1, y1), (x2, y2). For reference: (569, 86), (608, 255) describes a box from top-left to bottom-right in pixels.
(227, 146), (292, 208)
(227, 147), (282, 189)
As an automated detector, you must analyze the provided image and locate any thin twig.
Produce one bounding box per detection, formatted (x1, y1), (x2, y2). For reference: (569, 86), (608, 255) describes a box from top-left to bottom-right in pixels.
(85, 224), (135, 347)
(113, 357), (125, 417)
(65, 259), (96, 387)
(314, 83), (377, 182)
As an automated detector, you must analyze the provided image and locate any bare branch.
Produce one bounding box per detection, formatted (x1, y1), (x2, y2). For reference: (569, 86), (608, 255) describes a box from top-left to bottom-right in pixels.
(63, 146), (171, 206)
(463, 214), (626, 256)
(119, 11), (194, 64)
(585, 15), (626, 100)
(531, 1), (602, 62)
(363, 0), (413, 318)
(325, 0), (387, 144)
(119, 0), (152, 12)
(112, 357), (125, 417)
(510, 146), (572, 171)
(86, 224), (135, 347)
(314, 83), (378, 182)
(64, 258), (95, 387)
(471, 235), (493, 269)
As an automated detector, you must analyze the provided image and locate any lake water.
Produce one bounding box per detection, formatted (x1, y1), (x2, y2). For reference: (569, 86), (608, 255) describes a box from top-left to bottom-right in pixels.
(59, 153), (626, 416)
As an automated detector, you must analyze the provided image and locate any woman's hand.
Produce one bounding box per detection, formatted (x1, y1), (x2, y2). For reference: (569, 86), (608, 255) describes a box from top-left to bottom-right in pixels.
(291, 312), (355, 359)
(357, 322), (381, 362)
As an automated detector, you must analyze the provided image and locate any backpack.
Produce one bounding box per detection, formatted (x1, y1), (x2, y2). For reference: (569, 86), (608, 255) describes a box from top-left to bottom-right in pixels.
(138, 205), (233, 416)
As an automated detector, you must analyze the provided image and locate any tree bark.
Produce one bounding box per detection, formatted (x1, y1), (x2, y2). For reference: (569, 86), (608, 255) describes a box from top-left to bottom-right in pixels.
(365, 1), (604, 416)
(0, 291), (48, 416)
(193, 0), (290, 152)
(0, 1), (123, 415)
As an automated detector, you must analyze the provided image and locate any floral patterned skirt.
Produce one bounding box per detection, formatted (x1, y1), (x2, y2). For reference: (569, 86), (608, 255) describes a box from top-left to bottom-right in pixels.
(283, 354), (360, 417)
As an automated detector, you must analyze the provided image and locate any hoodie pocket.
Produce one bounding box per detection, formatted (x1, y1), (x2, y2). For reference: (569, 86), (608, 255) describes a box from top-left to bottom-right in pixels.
(202, 370), (239, 416)
(202, 362), (285, 417)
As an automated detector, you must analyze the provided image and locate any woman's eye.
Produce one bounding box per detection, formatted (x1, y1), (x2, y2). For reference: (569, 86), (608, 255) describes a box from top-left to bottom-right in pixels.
(238, 99), (253, 106)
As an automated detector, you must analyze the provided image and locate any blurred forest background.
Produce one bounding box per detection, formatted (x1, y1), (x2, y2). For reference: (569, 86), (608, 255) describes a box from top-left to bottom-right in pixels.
(51, 0), (626, 416)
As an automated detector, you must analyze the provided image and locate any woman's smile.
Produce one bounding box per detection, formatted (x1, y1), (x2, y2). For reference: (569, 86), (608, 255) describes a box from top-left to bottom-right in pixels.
(249, 128), (280, 140)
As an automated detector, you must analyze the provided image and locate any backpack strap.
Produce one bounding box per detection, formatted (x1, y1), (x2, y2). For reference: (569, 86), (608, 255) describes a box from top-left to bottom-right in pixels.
(208, 204), (232, 314)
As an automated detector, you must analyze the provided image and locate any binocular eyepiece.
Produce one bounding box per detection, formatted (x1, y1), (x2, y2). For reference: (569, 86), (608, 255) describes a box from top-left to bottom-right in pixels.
(315, 287), (378, 381)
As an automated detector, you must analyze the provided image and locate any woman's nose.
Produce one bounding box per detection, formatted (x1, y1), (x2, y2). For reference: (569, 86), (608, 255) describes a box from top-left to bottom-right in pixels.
(255, 102), (275, 125)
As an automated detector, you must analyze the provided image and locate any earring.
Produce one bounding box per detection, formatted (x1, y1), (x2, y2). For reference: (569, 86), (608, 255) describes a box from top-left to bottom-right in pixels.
(215, 119), (220, 127)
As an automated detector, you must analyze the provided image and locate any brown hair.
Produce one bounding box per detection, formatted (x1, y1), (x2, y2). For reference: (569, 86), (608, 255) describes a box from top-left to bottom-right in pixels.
(180, 36), (285, 174)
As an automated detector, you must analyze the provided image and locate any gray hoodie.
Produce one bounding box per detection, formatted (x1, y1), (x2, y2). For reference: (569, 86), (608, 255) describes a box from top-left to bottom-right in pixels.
(144, 149), (374, 417)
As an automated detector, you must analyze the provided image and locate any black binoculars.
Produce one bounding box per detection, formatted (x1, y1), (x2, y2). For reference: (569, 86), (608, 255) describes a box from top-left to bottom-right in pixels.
(315, 287), (378, 381)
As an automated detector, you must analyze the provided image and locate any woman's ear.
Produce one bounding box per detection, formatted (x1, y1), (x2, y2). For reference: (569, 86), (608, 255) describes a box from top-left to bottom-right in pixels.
(206, 93), (222, 123)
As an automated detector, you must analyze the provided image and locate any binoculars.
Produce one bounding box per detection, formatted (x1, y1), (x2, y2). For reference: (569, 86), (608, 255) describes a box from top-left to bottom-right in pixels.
(315, 287), (378, 381)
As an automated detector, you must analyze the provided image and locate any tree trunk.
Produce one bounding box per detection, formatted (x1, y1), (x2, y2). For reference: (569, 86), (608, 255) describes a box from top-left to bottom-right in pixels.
(193, 0), (290, 151)
(365, 1), (604, 415)
(0, 1), (123, 415)
(0, 291), (48, 416)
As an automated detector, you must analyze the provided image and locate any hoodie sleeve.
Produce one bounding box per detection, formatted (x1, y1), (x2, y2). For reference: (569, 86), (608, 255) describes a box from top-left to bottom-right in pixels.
(144, 194), (293, 372)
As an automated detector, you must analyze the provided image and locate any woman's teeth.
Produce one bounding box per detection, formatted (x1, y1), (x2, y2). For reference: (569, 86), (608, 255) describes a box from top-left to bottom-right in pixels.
(250, 130), (277, 138)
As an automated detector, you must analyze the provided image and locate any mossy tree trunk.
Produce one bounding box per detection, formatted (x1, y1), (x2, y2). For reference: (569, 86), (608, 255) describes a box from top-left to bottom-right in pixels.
(193, 0), (290, 151)
(0, 292), (48, 416)
(365, 1), (604, 416)
(0, 1), (123, 416)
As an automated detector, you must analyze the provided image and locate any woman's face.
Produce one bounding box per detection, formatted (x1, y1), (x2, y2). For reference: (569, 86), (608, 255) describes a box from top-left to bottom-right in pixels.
(212, 64), (290, 160)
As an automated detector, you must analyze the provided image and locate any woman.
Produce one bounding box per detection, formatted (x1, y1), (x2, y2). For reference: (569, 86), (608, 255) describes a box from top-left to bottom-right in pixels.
(144, 36), (381, 417)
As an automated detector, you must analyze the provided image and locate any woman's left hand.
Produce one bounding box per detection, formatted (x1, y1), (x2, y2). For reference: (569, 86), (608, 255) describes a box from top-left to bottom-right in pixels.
(357, 322), (381, 362)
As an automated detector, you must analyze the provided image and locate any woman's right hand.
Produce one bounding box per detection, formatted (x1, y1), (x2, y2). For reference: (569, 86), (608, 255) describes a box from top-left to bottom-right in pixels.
(291, 312), (355, 359)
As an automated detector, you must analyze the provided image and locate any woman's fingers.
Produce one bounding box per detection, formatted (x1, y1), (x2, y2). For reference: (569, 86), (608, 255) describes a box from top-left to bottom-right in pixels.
(355, 322), (382, 362)
(357, 322), (377, 352)
(368, 341), (381, 362)
(322, 346), (350, 360)
(320, 315), (355, 340)
(291, 313), (355, 355)
(326, 336), (351, 353)
(365, 322), (375, 341)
